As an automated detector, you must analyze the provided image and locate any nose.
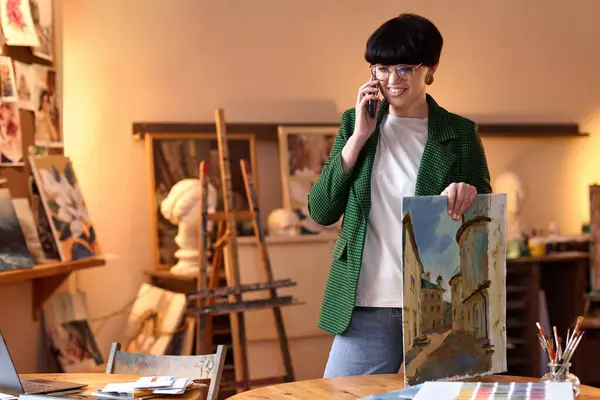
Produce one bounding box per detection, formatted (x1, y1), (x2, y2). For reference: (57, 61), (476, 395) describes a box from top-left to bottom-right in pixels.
(388, 70), (401, 85)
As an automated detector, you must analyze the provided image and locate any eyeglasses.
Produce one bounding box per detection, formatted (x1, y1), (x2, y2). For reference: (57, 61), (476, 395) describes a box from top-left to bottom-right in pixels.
(370, 63), (423, 81)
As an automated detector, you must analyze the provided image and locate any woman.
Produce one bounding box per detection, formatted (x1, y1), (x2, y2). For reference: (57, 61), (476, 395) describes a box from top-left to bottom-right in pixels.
(308, 13), (492, 377)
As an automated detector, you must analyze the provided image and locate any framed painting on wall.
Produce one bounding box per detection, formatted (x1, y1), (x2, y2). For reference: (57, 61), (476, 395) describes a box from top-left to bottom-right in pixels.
(145, 133), (258, 268)
(277, 125), (340, 234)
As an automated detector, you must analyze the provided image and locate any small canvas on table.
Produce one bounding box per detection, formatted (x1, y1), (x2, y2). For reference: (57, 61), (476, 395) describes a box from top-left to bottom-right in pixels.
(401, 194), (507, 386)
(29, 155), (100, 261)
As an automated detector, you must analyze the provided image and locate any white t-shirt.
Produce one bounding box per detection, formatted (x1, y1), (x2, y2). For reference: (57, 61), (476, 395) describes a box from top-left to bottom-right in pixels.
(355, 114), (428, 308)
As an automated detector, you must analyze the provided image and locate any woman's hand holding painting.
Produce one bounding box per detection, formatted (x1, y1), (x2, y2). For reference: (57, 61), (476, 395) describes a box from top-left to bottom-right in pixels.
(442, 182), (477, 220)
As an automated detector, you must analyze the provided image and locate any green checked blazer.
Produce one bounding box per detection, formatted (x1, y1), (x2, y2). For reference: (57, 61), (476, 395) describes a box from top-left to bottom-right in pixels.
(307, 94), (492, 335)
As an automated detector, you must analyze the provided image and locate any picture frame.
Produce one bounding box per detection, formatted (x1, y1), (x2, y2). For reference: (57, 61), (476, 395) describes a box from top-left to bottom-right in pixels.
(145, 132), (258, 268)
(277, 125), (340, 233)
(589, 185), (600, 292)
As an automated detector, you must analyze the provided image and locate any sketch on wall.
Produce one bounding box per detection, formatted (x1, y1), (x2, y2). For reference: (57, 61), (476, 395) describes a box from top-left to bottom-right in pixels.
(0, 0), (39, 46)
(145, 133), (257, 267)
(32, 64), (61, 147)
(0, 101), (24, 166)
(401, 194), (507, 386)
(0, 188), (35, 270)
(29, 155), (100, 261)
(30, 0), (54, 61)
(0, 55), (18, 102)
(277, 125), (340, 234)
(13, 60), (35, 110)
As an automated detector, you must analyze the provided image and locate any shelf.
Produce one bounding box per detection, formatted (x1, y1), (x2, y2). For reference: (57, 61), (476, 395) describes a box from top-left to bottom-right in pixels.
(144, 268), (196, 282)
(132, 122), (588, 141)
(508, 251), (589, 265)
(477, 123), (588, 138)
(0, 257), (106, 320)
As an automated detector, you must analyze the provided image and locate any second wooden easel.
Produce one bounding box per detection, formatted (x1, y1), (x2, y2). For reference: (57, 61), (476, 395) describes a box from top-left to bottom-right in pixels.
(188, 108), (299, 392)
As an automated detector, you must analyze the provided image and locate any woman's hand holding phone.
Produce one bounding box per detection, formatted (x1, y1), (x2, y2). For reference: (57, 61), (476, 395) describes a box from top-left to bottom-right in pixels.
(340, 79), (380, 173)
(354, 78), (379, 141)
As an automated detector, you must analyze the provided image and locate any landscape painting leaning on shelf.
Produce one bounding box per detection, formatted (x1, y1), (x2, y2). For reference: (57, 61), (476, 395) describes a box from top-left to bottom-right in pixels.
(401, 194), (507, 386)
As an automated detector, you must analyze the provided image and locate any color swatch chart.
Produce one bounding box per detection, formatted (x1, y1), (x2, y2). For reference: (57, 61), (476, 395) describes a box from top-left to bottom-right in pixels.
(413, 381), (574, 400)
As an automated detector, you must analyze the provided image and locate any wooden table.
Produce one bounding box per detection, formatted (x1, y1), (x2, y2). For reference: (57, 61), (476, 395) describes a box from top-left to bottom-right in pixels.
(229, 374), (600, 399)
(20, 373), (207, 400)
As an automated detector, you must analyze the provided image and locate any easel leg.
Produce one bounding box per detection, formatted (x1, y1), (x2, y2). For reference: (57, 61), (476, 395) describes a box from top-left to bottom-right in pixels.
(271, 307), (294, 381)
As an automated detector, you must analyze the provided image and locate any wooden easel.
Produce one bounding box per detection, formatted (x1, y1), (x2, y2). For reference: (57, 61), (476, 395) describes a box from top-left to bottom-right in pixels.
(188, 108), (298, 392)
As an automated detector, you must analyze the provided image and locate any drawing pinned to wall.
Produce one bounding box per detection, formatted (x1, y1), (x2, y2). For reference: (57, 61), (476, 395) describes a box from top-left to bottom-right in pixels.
(277, 125), (339, 234)
(13, 60), (34, 110)
(29, 0), (53, 61)
(401, 194), (507, 386)
(0, 188), (35, 270)
(29, 155), (100, 261)
(0, 55), (16, 102)
(0, 101), (23, 166)
(0, 0), (40, 47)
(32, 64), (60, 146)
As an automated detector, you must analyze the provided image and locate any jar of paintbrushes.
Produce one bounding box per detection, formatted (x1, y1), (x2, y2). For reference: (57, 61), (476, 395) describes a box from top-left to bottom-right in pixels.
(537, 316), (585, 397)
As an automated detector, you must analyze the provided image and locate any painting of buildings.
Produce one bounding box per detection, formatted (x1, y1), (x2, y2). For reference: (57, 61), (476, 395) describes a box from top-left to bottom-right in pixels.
(401, 194), (507, 386)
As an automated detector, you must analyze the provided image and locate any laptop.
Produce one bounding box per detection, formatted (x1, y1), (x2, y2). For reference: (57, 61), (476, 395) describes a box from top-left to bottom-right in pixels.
(0, 331), (87, 396)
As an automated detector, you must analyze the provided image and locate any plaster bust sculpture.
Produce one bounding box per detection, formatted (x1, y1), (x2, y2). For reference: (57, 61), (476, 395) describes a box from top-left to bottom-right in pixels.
(268, 208), (301, 236)
(493, 171), (524, 241)
(160, 178), (217, 276)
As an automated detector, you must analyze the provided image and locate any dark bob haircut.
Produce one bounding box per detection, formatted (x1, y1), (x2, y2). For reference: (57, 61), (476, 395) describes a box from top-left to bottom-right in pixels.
(365, 13), (443, 67)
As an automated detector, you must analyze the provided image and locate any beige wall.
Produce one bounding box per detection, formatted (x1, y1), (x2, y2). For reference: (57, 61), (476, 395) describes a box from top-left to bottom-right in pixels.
(3, 0), (600, 372)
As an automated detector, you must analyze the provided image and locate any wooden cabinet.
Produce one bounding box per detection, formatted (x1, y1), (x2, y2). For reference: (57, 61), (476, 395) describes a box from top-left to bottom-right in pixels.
(504, 252), (589, 380)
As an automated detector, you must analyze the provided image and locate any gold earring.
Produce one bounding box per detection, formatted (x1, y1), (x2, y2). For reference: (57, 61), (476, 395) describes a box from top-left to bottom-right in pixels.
(425, 72), (434, 85)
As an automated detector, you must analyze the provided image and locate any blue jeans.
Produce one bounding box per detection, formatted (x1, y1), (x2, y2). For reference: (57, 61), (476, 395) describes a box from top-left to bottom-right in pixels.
(323, 307), (404, 377)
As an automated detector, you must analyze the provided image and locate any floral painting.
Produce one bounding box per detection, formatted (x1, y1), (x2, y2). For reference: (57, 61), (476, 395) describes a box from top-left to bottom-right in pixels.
(277, 125), (339, 235)
(401, 194), (507, 386)
(30, 0), (53, 61)
(0, 0), (39, 46)
(13, 60), (35, 110)
(0, 101), (24, 166)
(0, 56), (17, 102)
(29, 155), (100, 261)
(32, 64), (60, 147)
(0, 188), (35, 270)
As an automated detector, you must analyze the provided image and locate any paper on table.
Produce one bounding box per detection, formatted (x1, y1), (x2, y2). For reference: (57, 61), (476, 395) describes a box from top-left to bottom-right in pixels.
(413, 381), (574, 400)
(101, 382), (139, 393)
(134, 376), (176, 389)
(0, 394), (16, 400)
(153, 378), (193, 395)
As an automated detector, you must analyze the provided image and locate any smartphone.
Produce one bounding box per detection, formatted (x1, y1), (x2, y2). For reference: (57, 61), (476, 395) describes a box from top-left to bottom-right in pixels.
(367, 76), (378, 118)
